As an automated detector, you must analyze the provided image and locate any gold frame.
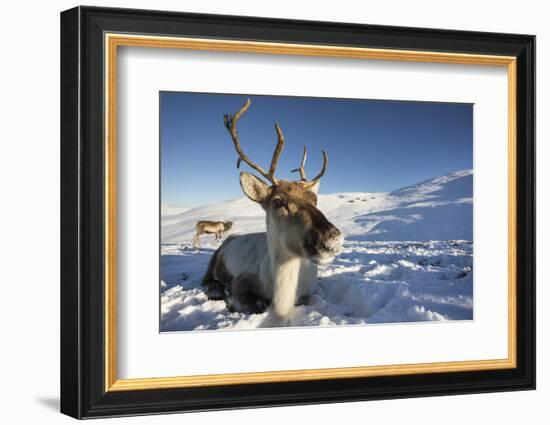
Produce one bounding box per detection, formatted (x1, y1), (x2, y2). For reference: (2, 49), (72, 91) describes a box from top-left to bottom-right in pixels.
(104, 33), (517, 392)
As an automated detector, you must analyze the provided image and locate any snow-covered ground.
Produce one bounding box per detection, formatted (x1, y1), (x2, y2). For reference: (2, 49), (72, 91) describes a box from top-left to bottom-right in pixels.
(161, 170), (473, 331)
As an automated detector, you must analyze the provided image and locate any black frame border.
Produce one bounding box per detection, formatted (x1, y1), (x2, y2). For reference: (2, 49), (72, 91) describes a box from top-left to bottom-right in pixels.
(60, 6), (535, 419)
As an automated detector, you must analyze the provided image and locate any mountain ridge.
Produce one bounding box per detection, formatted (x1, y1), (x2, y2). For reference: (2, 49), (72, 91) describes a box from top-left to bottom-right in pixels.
(162, 169), (473, 243)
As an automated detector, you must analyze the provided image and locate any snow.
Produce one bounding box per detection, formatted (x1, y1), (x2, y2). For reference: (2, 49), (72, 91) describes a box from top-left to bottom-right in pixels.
(160, 170), (473, 331)
(161, 204), (192, 226)
(161, 204), (191, 217)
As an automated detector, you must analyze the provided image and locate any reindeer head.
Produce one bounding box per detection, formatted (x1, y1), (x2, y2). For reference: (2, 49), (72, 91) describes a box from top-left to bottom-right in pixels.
(224, 99), (343, 265)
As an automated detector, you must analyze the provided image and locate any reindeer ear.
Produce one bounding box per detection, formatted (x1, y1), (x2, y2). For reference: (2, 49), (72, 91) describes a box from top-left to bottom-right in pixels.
(240, 172), (271, 203)
(305, 179), (321, 194)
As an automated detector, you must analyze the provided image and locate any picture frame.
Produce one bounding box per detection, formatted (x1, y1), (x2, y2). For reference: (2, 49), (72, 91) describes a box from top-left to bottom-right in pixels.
(60, 5), (535, 419)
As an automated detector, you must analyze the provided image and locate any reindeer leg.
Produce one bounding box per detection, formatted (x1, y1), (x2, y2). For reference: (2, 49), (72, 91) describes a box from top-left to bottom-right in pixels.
(296, 294), (310, 306)
(203, 280), (226, 300)
(227, 274), (270, 314)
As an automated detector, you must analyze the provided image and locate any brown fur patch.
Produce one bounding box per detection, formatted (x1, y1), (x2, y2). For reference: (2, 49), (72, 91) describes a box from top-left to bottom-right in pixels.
(268, 180), (341, 258)
(270, 181), (317, 206)
(196, 220), (228, 235)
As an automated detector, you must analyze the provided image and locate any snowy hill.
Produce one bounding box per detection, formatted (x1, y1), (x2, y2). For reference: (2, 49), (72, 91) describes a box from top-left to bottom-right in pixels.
(160, 170), (474, 331)
(354, 169), (472, 241)
(161, 204), (191, 217)
(161, 204), (192, 226)
(162, 169), (472, 244)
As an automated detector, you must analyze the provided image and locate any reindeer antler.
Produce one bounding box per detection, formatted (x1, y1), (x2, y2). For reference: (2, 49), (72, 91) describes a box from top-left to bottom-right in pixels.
(291, 146), (328, 183)
(224, 98), (285, 185)
(291, 146), (308, 181)
(311, 150), (328, 182)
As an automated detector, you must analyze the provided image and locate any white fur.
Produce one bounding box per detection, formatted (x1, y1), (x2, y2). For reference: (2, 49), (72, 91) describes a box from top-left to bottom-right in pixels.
(219, 225), (317, 320)
(267, 212), (317, 318)
(272, 258), (302, 318)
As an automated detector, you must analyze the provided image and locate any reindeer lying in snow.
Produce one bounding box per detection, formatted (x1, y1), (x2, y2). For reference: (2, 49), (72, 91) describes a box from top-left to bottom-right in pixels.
(201, 99), (343, 321)
(193, 220), (233, 247)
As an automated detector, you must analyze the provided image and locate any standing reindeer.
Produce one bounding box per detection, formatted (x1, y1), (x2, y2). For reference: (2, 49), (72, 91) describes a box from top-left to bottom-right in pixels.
(193, 220), (233, 247)
(201, 99), (342, 321)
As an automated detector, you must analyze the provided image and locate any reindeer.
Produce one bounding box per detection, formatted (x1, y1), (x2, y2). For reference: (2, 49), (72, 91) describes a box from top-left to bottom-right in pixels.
(193, 220), (233, 247)
(201, 99), (342, 321)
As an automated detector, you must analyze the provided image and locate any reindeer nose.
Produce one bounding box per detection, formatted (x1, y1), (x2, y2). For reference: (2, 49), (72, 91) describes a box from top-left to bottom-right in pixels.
(321, 227), (343, 254)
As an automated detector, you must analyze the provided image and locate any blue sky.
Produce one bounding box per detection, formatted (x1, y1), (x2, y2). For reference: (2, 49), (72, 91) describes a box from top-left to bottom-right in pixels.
(161, 92), (472, 207)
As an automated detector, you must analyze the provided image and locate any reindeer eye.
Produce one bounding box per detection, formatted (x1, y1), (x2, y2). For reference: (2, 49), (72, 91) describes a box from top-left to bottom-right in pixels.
(272, 198), (284, 209)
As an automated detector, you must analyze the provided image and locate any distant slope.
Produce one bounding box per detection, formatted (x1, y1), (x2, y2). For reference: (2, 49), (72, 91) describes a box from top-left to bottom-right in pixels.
(354, 170), (473, 241)
(161, 170), (472, 244)
(161, 198), (265, 243)
(161, 204), (191, 226)
(161, 204), (191, 216)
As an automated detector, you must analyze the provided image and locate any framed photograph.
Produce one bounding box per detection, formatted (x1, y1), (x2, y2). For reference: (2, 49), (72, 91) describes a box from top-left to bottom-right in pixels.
(60, 6), (535, 419)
